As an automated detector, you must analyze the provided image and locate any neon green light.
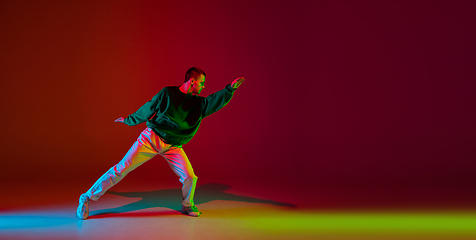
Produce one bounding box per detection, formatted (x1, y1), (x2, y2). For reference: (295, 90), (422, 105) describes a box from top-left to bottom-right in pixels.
(242, 211), (476, 234)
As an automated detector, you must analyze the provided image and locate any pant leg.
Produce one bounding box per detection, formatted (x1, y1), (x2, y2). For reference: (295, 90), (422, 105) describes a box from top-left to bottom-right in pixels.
(86, 128), (161, 201)
(162, 146), (198, 207)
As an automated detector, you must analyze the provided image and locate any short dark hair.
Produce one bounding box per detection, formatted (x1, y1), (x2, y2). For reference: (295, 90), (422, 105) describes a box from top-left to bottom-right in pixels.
(184, 67), (206, 83)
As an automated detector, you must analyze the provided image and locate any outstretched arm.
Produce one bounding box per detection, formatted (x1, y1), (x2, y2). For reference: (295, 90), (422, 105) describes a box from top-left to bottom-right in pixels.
(115, 88), (166, 126)
(202, 77), (245, 118)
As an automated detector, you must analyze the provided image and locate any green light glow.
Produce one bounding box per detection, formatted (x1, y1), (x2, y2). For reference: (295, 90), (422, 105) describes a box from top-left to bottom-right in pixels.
(242, 211), (476, 234)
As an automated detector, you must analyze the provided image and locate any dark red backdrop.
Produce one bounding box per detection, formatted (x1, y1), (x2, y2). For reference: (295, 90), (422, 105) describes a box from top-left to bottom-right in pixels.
(1, 0), (475, 208)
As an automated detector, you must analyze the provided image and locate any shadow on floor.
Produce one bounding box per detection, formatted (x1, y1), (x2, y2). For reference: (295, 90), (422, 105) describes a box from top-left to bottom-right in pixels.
(89, 183), (296, 219)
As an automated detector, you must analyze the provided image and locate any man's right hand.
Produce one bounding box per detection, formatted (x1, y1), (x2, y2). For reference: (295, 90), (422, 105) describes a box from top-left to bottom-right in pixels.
(115, 117), (125, 123)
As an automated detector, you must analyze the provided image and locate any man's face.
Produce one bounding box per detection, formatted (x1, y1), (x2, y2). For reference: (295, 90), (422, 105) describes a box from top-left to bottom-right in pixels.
(191, 74), (206, 95)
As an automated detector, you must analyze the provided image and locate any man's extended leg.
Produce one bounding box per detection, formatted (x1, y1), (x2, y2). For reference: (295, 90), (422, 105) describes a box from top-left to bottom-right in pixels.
(77, 128), (161, 219)
(162, 146), (200, 217)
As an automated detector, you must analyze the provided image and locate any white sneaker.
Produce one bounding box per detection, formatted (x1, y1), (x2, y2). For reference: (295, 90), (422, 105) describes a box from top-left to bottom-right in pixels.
(181, 205), (201, 217)
(76, 193), (90, 220)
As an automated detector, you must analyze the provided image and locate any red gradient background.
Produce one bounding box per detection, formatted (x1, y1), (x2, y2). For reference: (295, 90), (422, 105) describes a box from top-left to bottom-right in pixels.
(1, 0), (475, 209)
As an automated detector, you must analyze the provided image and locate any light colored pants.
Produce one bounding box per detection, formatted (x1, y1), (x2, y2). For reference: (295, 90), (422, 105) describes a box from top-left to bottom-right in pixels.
(85, 127), (198, 207)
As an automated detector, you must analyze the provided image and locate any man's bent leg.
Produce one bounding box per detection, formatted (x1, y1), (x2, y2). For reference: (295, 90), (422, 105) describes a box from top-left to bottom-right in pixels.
(162, 147), (198, 208)
(86, 128), (160, 201)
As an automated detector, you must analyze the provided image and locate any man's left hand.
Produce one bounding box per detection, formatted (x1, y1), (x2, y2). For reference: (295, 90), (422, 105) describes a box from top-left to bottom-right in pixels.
(231, 77), (245, 89)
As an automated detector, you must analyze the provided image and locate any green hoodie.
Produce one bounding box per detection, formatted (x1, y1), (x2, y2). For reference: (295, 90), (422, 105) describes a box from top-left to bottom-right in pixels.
(124, 84), (235, 146)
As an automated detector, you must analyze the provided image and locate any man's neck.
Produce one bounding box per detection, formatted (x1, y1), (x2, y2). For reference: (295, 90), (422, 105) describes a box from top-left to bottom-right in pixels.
(179, 81), (193, 95)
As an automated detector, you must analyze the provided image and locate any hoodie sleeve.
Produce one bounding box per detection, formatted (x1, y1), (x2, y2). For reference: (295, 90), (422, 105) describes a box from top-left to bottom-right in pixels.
(124, 88), (165, 126)
(201, 84), (235, 118)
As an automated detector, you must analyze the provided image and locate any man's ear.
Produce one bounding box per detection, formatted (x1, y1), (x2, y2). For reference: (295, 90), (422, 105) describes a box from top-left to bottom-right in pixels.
(189, 78), (195, 84)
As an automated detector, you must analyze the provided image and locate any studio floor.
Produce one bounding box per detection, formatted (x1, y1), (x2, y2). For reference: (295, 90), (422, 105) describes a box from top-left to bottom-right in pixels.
(1, 181), (476, 240)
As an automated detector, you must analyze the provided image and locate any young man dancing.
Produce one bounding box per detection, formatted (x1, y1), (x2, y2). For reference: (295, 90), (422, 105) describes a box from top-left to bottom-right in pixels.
(77, 67), (245, 219)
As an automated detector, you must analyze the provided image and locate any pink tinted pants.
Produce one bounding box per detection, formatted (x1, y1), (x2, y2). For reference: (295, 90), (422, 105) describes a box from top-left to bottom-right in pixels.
(85, 127), (198, 207)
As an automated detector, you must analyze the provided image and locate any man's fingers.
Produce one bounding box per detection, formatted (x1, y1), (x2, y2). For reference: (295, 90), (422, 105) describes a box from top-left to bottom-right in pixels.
(231, 77), (245, 89)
